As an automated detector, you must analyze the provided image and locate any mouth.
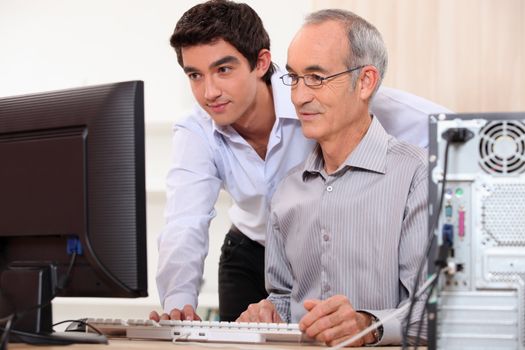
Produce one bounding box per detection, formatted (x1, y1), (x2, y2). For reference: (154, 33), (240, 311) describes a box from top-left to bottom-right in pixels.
(298, 111), (320, 121)
(207, 101), (230, 114)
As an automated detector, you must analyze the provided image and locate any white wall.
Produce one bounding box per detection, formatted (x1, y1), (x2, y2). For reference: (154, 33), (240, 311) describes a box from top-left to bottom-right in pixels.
(0, 0), (312, 322)
(0, 0), (310, 112)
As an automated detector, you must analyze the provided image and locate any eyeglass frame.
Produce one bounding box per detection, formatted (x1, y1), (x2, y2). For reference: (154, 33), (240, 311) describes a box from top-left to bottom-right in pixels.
(279, 65), (365, 87)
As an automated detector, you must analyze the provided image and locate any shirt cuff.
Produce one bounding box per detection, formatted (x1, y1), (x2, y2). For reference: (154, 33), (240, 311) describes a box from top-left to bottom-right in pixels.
(163, 292), (198, 314)
(359, 309), (401, 346)
(267, 294), (291, 323)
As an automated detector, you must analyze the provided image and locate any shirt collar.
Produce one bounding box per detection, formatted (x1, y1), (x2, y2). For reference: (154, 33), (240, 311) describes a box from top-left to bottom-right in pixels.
(302, 115), (389, 180)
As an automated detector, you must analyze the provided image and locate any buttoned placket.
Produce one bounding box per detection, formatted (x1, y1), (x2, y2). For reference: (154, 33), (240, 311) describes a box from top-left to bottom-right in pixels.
(320, 176), (336, 300)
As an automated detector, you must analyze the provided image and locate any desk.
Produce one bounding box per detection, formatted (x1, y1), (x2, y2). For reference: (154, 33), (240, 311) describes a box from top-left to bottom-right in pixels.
(9, 339), (421, 350)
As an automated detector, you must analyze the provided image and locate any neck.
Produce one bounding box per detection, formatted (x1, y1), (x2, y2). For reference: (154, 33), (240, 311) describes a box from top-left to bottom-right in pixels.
(232, 81), (275, 159)
(320, 113), (372, 174)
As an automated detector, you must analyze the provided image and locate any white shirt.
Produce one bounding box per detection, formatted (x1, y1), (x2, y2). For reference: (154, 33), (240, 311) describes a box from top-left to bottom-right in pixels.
(156, 72), (451, 312)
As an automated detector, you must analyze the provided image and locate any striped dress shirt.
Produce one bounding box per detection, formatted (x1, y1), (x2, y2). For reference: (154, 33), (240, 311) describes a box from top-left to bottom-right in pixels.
(266, 116), (428, 345)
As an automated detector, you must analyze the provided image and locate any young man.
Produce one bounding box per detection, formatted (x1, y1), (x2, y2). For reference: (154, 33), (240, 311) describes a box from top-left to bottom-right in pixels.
(152, 0), (447, 322)
(237, 9), (428, 346)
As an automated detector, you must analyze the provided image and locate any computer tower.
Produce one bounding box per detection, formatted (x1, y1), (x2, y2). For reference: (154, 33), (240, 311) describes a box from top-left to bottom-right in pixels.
(428, 113), (525, 350)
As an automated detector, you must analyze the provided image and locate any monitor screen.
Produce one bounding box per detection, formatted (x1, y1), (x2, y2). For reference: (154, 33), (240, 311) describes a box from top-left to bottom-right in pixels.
(0, 81), (147, 344)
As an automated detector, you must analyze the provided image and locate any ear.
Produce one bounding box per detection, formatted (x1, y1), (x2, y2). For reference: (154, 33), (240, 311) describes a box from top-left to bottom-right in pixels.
(255, 49), (272, 78)
(357, 65), (380, 101)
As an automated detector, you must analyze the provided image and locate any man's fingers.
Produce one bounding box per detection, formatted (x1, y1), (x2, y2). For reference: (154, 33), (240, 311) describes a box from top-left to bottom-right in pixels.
(160, 313), (171, 320)
(169, 308), (182, 320)
(181, 304), (201, 321)
(236, 300), (279, 323)
(246, 303), (267, 322)
(258, 303), (276, 323)
(314, 320), (363, 347)
(303, 299), (321, 311)
(149, 311), (160, 321)
(327, 333), (363, 348)
(300, 295), (348, 330)
(236, 310), (250, 322)
(272, 309), (283, 323)
(300, 295), (357, 339)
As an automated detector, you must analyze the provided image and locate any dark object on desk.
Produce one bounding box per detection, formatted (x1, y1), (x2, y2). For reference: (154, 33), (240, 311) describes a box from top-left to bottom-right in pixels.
(64, 319), (88, 333)
(0, 81), (147, 346)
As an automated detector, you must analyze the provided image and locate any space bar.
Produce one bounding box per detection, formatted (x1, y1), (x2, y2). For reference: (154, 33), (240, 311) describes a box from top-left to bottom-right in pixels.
(173, 329), (265, 343)
(127, 327), (265, 343)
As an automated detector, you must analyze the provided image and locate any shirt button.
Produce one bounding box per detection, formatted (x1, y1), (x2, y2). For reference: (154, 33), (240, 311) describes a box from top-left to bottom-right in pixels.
(326, 186), (333, 192)
(324, 285), (331, 293)
(323, 234), (330, 241)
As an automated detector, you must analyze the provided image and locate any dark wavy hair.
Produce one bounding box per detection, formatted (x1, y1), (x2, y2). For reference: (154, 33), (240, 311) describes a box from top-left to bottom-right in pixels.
(170, 0), (276, 85)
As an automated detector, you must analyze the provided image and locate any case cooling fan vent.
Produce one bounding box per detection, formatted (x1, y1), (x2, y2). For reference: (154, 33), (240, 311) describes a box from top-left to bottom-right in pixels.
(478, 120), (525, 174)
(482, 183), (525, 246)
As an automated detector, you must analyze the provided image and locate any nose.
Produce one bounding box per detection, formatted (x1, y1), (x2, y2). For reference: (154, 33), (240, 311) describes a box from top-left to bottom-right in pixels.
(291, 79), (314, 108)
(204, 76), (221, 101)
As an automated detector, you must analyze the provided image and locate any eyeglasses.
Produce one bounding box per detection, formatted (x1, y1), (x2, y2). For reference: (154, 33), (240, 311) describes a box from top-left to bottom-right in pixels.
(280, 66), (365, 87)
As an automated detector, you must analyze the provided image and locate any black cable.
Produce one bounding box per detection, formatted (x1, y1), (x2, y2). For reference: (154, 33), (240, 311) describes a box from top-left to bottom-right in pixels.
(413, 274), (439, 349)
(56, 251), (77, 291)
(402, 127), (474, 349)
(402, 140), (451, 350)
(0, 315), (14, 350)
(52, 319), (104, 336)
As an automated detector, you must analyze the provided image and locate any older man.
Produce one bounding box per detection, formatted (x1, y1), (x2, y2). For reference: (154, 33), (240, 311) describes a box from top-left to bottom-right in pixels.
(238, 9), (428, 347)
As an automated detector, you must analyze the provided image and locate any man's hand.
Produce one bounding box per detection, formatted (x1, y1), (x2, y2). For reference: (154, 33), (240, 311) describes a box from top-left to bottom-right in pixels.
(236, 299), (283, 323)
(149, 304), (201, 321)
(299, 295), (375, 347)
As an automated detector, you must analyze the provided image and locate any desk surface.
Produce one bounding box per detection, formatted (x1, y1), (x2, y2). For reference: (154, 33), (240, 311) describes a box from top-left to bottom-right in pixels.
(9, 339), (419, 350)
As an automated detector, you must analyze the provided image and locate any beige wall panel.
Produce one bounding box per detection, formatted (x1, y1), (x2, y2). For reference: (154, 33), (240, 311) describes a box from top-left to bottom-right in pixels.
(311, 0), (524, 113)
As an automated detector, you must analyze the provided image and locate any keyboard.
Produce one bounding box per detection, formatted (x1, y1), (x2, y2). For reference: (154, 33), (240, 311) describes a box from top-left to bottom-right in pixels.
(85, 318), (311, 344)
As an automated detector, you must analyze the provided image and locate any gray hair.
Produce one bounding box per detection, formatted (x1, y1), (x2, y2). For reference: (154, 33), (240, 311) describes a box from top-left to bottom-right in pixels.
(305, 9), (388, 95)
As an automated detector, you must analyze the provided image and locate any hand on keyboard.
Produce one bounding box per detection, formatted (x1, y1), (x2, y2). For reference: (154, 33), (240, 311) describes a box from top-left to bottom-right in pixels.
(299, 295), (376, 347)
(86, 318), (308, 344)
(237, 299), (283, 323)
(149, 304), (201, 322)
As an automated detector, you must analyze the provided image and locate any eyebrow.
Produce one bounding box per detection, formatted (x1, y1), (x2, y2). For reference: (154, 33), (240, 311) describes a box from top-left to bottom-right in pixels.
(285, 63), (329, 74)
(183, 55), (241, 74)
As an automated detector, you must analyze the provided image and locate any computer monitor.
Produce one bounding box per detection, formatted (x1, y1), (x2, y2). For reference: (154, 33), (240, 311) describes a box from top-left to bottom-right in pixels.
(0, 81), (147, 344)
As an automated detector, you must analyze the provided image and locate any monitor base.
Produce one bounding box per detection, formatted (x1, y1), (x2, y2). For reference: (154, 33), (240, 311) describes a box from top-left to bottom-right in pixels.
(10, 330), (108, 345)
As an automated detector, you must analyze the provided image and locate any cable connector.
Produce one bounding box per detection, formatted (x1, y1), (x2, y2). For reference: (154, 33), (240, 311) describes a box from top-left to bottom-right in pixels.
(441, 128), (474, 143)
(66, 237), (83, 255)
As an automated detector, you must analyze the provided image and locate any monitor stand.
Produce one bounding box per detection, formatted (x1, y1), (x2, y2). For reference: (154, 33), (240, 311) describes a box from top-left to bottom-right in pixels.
(10, 330), (108, 345)
(0, 263), (108, 345)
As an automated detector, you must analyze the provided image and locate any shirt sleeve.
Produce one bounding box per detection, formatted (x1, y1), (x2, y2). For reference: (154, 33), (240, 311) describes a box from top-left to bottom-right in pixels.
(156, 122), (222, 313)
(371, 86), (453, 149)
(265, 208), (293, 323)
(362, 160), (429, 345)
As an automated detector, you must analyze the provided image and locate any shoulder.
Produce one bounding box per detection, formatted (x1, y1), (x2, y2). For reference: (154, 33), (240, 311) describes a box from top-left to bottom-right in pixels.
(388, 138), (427, 164)
(371, 87), (452, 148)
(175, 106), (212, 132)
(387, 137), (428, 185)
(373, 86), (452, 117)
(173, 105), (216, 141)
(170, 106), (221, 157)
